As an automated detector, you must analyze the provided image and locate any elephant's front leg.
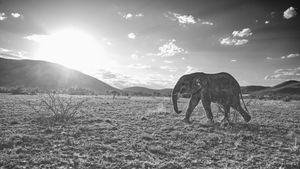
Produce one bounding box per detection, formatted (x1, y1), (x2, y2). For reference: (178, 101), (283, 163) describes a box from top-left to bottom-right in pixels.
(183, 93), (201, 123)
(201, 99), (214, 125)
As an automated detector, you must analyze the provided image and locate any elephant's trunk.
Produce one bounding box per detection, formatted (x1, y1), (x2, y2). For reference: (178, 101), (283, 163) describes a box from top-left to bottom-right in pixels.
(172, 80), (182, 114)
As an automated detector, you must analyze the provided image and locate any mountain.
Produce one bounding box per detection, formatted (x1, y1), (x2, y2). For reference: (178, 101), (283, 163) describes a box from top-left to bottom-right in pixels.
(0, 58), (118, 93)
(252, 80), (300, 95)
(241, 85), (270, 94)
(123, 86), (172, 96)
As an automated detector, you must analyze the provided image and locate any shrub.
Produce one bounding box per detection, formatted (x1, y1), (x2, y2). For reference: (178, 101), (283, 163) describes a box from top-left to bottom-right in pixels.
(23, 92), (87, 124)
(282, 96), (291, 102)
(11, 87), (27, 95)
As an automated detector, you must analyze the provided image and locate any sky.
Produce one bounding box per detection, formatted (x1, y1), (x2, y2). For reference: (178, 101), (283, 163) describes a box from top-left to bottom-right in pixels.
(0, 0), (299, 89)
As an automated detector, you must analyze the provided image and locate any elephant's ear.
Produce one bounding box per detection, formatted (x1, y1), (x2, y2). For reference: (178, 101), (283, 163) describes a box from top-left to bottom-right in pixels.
(192, 77), (208, 93)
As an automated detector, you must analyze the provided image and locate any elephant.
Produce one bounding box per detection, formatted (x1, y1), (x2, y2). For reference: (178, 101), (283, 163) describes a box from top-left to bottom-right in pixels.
(172, 72), (251, 125)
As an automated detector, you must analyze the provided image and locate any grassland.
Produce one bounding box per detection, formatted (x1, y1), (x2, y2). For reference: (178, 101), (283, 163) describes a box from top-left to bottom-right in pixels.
(0, 93), (299, 169)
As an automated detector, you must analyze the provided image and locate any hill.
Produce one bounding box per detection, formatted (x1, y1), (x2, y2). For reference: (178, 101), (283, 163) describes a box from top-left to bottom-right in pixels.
(123, 86), (172, 97)
(252, 80), (300, 96)
(241, 85), (270, 94)
(0, 58), (118, 93)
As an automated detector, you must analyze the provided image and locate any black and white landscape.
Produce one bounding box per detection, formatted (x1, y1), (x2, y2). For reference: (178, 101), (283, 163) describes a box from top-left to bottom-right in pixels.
(0, 0), (299, 168)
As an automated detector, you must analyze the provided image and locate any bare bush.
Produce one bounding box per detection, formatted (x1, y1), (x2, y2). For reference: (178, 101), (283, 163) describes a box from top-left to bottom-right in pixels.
(23, 92), (88, 124)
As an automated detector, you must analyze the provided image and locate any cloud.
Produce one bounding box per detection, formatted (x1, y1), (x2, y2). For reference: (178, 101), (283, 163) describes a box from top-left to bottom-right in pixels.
(265, 67), (300, 80)
(24, 34), (48, 42)
(232, 28), (252, 38)
(157, 39), (187, 57)
(102, 38), (112, 46)
(135, 13), (143, 17)
(220, 28), (252, 46)
(118, 12), (143, 20)
(128, 33), (136, 39)
(266, 57), (273, 60)
(164, 11), (213, 26)
(184, 66), (201, 74)
(160, 65), (177, 72)
(265, 21), (270, 24)
(281, 53), (299, 59)
(131, 51), (144, 60)
(283, 7), (297, 19)
(0, 13), (7, 21)
(219, 37), (248, 46)
(201, 21), (214, 25)
(163, 60), (173, 64)
(0, 47), (27, 59)
(231, 59), (237, 62)
(97, 69), (175, 89)
(11, 12), (23, 19)
(97, 69), (139, 88)
(128, 63), (151, 69)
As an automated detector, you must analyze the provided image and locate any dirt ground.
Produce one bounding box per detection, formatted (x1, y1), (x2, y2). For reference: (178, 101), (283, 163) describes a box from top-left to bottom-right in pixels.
(0, 94), (299, 169)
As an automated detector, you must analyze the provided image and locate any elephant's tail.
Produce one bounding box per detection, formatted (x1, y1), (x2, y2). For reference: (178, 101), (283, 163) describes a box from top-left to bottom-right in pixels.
(240, 92), (249, 113)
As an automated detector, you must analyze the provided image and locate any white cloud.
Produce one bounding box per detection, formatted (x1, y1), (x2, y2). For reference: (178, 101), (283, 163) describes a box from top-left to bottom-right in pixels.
(118, 12), (143, 20)
(131, 51), (144, 60)
(265, 20), (270, 24)
(11, 12), (22, 18)
(220, 28), (252, 46)
(165, 11), (213, 26)
(24, 34), (48, 42)
(219, 37), (248, 46)
(97, 69), (175, 89)
(185, 66), (201, 74)
(160, 65), (177, 72)
(125, 13), (133, 19)
(265, 67), (300, 80)
(266, 57), (273, 60)
(135, 13), (143, 17)
(0, 47), (27, 59)
(102, 38), (112, 46)
(163, 60), (173, 64)
(157, 39), (187, 57)
(128, 63), (151, 69)
(128, 33), (136, 39)
(0, 13), (7, 21)
(166, 11), (196, 24)
(283, 7), (297, 19)
(232, 28), (252, 37)
(281, 53), (299, 59)
(201, 21), (214, 25)
(231, 59), (237, 62)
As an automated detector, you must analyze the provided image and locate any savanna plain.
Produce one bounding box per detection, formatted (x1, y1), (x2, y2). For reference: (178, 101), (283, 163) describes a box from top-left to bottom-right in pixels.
(0, 93), (299, 169)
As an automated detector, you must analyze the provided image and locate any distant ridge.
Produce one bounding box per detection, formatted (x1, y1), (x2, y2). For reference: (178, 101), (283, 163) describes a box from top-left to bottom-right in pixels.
(241, 85), (270, 94)
(123, 86), (172, 96)
(252, 80), (300, 95)
(0, 58), (119, 93)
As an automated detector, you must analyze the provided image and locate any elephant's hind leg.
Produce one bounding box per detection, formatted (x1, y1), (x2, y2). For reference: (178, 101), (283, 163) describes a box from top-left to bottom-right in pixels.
(232, 103), (251, 122)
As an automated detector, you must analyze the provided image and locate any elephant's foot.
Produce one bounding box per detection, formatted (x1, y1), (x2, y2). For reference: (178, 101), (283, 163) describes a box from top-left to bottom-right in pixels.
(182, 118), (192, 124)
(243, 114), (251, 122)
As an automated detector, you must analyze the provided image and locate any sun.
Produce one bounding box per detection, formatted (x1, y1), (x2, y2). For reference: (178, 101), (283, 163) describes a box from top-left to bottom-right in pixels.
(35, 28), (104, 72)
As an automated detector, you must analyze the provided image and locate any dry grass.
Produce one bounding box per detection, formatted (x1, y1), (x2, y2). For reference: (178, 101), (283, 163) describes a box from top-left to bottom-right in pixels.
(0, 94), (299, 168)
